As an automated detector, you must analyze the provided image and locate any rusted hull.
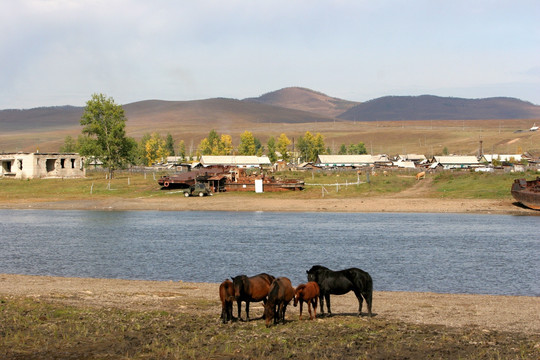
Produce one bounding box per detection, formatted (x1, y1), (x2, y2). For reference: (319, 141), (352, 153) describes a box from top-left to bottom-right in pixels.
(511, 177), (540, 210)
(225, 181), (304, 192)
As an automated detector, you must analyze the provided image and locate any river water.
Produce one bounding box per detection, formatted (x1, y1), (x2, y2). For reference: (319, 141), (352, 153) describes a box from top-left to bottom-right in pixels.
(0, 209), (538, 296)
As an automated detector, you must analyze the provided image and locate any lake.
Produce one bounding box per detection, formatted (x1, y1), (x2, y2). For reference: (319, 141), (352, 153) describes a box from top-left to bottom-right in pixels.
(0, 209), (538, 296)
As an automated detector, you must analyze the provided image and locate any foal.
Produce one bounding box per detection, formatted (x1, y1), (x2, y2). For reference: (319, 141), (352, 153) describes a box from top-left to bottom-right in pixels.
(293, 281), (320, 320)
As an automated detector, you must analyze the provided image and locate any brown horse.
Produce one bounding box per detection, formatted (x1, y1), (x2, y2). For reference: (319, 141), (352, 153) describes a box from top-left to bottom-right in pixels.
(264, 277), (295, 327)
(232, 273), (275, 322)
(219, 279), (235, 323)
(293, 281), (320, 320)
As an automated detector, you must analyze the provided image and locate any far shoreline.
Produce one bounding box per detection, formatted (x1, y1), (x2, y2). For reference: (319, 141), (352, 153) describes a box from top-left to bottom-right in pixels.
(0, 195), (538, 215)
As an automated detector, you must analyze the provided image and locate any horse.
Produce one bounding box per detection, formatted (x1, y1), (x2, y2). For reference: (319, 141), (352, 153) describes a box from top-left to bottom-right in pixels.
(293, 281), (320, 320)
(306, 265), (373, 317)
(415, 171), (426, 180)
(219, 279), (235, 323)
(264, 277), (295, 327)
(232, 273), (275, 322)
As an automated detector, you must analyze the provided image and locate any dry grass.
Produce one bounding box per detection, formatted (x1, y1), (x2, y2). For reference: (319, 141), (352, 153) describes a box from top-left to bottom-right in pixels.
(1, 296), (538, 360)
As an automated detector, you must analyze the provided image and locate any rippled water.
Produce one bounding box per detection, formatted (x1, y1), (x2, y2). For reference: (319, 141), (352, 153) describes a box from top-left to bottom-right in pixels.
(0, 209), (538, 296)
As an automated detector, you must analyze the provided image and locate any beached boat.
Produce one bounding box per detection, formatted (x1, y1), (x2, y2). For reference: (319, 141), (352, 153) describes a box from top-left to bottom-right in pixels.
(511, 177), (540, 210)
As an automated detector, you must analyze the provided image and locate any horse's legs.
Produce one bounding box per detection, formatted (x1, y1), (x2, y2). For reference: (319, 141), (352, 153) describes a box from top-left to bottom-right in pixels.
(363, 291), (373, 317)
(245, 301), (250, 322)
(307, 300), (312, 320)
(236, 300), (243, 321)
(299, 300), (304, 320)
(325, 294), (331, 315)
(318, 294), (325, 316)
(354, 290), (364, 316)
(281, 304), (287, 324)
(312, 297), (318, 319)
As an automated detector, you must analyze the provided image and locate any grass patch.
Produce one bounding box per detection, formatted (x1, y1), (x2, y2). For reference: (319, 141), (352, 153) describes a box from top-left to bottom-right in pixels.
(0, 168), (531, 202)
(1, 297), (538, 359)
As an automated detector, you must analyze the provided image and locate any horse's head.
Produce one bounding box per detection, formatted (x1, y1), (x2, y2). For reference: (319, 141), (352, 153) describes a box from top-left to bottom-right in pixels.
(232, 275), (248, 299)
(263, 303), (275, 327)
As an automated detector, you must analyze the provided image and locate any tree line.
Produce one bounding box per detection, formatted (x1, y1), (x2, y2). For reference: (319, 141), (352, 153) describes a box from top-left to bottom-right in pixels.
(64, 94), (367, 177)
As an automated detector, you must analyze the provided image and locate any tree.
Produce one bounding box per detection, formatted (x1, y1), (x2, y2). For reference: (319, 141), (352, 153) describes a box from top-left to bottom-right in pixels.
(338, 144), (347, 155)
(238, 131), (256, 155)
(165, 133), (175, 156)
(297, 131), (326, 162)
(145, 132), (169, 165)
(79, 93), (135, 178)
(267, 136), (278, 163)
(220, 135), (233, 155)
(347, 142), (367, 155)
(177, 140), (186, 161)
(59, 135), (77, 152)
(276, 133), (291, 162)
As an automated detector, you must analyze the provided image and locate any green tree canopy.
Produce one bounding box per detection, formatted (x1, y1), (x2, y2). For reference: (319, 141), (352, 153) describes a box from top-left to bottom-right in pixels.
(238, 131), (256, 155)
(79, 93), (135, 178)
(276, 133), (291, 162)
(297, 131), (326, 162)
(267, 136), (277, 163)
(59, 135), (78, 152)
(165, 133), (175, 156)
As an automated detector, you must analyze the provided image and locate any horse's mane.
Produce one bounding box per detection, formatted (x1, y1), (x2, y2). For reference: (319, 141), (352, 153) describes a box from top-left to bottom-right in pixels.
(308, 265), (329, 272)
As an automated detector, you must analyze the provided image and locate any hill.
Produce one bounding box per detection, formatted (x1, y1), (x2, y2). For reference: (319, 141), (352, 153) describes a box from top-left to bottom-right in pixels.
(338, 95), (540, 121)
(244, 87), (359, 117)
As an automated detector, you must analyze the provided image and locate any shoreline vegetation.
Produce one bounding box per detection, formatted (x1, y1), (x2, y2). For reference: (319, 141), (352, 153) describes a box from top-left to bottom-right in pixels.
(1, 274), (539, 359)
(1, 171), (539, 358)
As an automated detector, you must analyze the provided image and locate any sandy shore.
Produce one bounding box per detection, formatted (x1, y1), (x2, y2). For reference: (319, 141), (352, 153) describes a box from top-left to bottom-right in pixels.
(0, 195), (536, 215)
(1, 274), (538, 335)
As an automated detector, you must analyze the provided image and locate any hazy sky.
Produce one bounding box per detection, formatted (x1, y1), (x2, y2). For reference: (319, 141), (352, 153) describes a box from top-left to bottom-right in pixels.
(1, 0), (539, 109)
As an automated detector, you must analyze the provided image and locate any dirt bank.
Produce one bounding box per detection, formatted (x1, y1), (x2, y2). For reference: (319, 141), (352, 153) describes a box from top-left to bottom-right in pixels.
(1, 274), (538, 335)
(0, 195), (535, 215)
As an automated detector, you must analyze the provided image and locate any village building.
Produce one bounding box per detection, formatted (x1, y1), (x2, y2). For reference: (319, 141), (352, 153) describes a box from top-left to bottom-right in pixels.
(431, 155), (482, 170)
(397, 154), (427, 164)
(315, 154), (391, 168)
(0, 152), (86, 179)
(483, 154), (523, 164)
(199, 155), (271, 168)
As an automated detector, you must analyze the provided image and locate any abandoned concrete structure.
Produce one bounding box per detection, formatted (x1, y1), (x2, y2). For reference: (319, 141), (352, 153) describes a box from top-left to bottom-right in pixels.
(0, 152), (86, 179)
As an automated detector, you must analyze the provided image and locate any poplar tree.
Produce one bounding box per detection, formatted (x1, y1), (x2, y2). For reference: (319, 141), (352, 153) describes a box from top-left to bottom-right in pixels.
(79, 93), (135, 178)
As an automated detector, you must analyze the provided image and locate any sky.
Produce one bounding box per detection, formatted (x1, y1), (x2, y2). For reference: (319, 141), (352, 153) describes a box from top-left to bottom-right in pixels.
(1, 0), (539, 109)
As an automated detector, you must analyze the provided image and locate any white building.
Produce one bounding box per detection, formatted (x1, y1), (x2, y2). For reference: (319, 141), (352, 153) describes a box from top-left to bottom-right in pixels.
(315, 154), (391, 168)
(0, 152), (86, 179)
(199, 155), (272, 168)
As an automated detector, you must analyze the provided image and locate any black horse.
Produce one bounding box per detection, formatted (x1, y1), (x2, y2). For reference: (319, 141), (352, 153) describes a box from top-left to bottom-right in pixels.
(306, 265), (373, 317)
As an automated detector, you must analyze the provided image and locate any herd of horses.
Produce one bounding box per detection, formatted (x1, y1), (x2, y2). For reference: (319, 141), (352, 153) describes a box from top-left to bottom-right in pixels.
(219, 265), (373, 327)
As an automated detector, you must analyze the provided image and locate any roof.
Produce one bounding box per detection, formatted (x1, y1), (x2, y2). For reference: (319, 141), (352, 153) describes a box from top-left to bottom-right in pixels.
(200, 155), (271, 166)
(433, 156), (480, 165)
(483, 154), (522, 162)
(398, 154), (427, 161)
(316, 155), (375, 165)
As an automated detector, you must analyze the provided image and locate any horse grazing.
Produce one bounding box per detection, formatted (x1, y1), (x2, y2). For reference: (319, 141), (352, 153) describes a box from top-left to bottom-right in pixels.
(264, 277), (295, 327)
(306, 265), (373, 317)
(293, 281), (320, 320)
(219, 279), (235, 323)
(415, 171), (426, 180)
(232, 273), (275, 322)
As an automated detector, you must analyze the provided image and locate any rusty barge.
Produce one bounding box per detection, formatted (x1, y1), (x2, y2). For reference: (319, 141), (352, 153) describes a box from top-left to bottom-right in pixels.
(511, 177), (540, 210)
(158, 166), (304, 193)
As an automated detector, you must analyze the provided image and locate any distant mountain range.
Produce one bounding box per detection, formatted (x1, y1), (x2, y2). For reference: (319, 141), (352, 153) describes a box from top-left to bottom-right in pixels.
(1, 88), (540, 133)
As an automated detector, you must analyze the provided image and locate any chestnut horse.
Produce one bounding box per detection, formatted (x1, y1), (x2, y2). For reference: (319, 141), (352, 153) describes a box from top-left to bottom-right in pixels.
(219, 279), (235, 323)
(232, 273), (275, 321)
(264, 277), (295, 327)
(307, 265), (373, 317)
(293, 281), (320, 320)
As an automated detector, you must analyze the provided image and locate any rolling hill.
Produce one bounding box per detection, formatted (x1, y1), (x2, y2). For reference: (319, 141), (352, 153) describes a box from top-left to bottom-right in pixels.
(243, 87), (359, 117)
(338, 95), (540, 121)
